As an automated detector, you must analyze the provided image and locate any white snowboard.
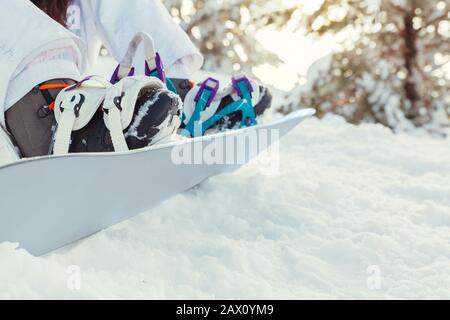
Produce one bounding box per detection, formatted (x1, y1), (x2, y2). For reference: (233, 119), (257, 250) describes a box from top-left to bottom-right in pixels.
(0, 109), (315, 256)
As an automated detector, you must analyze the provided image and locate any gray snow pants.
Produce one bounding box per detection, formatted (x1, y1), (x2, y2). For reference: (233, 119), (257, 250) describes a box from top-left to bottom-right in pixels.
(5, 79), (75, 158)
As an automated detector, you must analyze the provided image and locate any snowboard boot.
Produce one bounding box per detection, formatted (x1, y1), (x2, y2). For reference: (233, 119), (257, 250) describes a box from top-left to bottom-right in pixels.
(168, 75), (272, 137)
(51, 75), (182, 156)
(68, 87), (181, 153)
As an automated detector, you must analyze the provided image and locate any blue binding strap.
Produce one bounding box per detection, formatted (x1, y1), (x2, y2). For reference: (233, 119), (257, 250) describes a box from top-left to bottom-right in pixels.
(231, 74), (257, 127)
(183, 77), (220, 137)
(183, 75), (257, 138)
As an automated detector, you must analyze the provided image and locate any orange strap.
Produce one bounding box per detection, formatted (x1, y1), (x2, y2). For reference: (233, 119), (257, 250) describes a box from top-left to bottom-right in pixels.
(48, 101), (56, 111)
(39, 84), (71, 91)
(38, 83), (71, 111)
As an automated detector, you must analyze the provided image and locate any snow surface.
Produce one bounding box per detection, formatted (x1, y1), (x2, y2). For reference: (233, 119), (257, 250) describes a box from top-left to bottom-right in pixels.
(1, 115), (450, 299)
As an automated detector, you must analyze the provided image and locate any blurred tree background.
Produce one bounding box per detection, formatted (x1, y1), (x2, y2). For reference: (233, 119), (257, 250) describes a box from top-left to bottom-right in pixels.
(163, 0), (450, 133)
(163, 0), (300, 74)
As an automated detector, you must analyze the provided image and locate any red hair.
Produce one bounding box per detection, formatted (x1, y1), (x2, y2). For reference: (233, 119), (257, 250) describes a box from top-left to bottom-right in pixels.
(32, 0), (70, 26)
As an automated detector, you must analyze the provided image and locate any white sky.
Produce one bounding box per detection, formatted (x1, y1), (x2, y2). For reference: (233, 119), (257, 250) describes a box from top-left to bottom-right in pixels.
(249, 0), (332, 91)
(254, 28), (336, 91)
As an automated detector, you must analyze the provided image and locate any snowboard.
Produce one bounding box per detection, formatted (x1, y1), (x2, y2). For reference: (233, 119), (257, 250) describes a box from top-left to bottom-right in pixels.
(0, 109), (315, 256)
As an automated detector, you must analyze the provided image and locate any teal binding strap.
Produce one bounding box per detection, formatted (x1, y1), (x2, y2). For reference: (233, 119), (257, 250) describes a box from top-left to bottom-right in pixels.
(146, 53), (178, 94)
(183, 76), (258, 137)
(232, 75), (257, 127)
(201, 99), (255, 132)
(148, 69), (178, 94)
(183, 78), (220, 137)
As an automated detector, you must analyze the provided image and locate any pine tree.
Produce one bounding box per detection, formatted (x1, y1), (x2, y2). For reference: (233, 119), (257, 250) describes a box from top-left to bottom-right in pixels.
(287, 0), (450, 132)
(163, 0), (299, 76)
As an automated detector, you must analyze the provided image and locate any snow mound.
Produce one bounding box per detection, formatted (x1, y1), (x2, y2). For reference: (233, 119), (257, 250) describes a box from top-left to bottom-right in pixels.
(1, 115), (450, 299)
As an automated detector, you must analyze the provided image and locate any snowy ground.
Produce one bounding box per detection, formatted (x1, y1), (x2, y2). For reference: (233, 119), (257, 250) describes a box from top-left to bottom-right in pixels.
(1, 114), (450, 299)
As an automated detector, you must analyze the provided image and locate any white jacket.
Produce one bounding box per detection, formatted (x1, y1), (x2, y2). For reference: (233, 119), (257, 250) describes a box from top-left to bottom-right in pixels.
(70, 0), (203, 77)
(0, 0), (85, 127)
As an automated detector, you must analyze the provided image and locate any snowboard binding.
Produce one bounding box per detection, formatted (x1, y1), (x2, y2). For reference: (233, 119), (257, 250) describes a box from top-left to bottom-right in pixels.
(108, 32), (272, 139)
(110, 32), (178, 94)
(51, 75), (181, 155)
(179, 75), (272, 137)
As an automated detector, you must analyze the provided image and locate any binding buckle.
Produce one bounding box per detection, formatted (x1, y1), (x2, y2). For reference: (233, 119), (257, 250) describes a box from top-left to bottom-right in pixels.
(59, 93), (85, 118)
(232, 74), (254, 98)
(195, 77), (220, 107)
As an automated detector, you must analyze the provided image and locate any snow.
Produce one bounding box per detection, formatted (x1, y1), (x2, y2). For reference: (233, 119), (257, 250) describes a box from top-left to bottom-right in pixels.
(1, 114), (450, 299)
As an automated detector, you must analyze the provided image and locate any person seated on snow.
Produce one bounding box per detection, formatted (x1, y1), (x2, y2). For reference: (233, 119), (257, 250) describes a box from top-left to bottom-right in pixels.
(0, 0), (272, 161)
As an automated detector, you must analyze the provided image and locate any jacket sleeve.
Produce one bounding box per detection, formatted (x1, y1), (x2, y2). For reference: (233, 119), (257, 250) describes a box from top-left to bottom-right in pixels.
(0, 0), (85, 126)
(85, 0), (203, 78)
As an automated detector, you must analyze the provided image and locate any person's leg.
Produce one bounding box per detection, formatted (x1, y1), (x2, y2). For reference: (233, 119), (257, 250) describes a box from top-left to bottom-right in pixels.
(5, 79), (76, 158)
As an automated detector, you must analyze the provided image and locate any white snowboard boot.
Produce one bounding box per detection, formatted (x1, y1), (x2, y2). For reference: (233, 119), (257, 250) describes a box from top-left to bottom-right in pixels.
(52, 75), (181, 155)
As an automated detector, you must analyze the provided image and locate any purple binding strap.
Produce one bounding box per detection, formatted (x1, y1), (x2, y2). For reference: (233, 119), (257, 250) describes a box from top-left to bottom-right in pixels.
(110, 65), (135, 84)
(194, 77), (220, 106)
(66, 76), (95, 91)
(145, 53), (166, 83)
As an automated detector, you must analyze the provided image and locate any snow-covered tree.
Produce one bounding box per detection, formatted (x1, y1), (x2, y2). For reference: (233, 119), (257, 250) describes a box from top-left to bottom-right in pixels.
(286, 0), (450, 132)
(163, 0), (299, 76)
